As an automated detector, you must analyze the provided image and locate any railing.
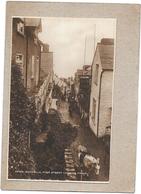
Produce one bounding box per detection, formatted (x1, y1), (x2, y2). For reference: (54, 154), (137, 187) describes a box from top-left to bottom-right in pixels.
(35, 73), (52, 119)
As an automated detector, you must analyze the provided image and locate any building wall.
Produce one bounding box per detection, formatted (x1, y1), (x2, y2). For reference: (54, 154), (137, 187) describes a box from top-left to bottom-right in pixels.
(12, 18), (54, 120)
(12, 18), (41, 90)
(74, 70), (83, 97)
(89, 49), (103, 136)
(12, 18), (55, 122)
(12, 18), (27, 87)
(40, 52), (53, 78)
(26, 29), (41, 91)
(98, 71), (113, 137)
(89, 47), (113, 137)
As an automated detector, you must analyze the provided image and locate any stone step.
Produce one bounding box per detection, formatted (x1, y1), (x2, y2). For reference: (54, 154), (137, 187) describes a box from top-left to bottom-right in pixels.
(67, 174), (77, 180)
(64, 147), (77, 180)
(64, 152), (72, 155)
(65, 159), (74, 164)
(66, 163), (75, 168)
(66, 172), (76, 175)
(66, 161), (74, 165)
(66, 172), (77, 180)
(65, 168), (76, 172)
(65, 155), (73, 159)
(65, 148), (71, 152)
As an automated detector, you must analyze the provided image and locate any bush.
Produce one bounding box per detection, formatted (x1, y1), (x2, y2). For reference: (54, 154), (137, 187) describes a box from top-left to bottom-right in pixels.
(8, 64), (36, 179)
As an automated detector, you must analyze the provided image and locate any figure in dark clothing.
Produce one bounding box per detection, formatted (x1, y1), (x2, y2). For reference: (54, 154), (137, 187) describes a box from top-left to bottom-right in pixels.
(79, 151), (87, 168)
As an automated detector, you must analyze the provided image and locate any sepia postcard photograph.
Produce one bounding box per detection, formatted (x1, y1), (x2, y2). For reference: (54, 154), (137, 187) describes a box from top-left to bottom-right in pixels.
(9, 16), (115, 182)
(1, 2), (140, 192)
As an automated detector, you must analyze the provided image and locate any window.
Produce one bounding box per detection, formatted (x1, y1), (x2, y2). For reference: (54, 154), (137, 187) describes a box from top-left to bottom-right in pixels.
(17, 22), (24, 35)
(94, 64), (99, 85)
(92, 98), (96, 124)
(15, 53), (24, 76)
(36, 56), (39, 61)
(15, 53), (24, 66)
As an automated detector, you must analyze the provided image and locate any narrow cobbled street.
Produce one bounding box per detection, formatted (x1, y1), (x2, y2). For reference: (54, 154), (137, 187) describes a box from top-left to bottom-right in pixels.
(58, 100), (109, 181)
(32, 97), (109, 181)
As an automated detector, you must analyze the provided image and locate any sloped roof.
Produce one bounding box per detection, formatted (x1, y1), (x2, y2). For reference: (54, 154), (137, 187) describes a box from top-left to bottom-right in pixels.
(101, 38), (114, 45)
(97, 39), (114, 70)
(76, 69), (83, 75)
(83, 65), (91, 71)
(25, 18), (42, 32)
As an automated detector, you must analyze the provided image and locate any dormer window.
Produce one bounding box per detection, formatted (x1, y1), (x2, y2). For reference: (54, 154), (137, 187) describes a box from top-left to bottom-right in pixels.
(17, 22), (24, 36)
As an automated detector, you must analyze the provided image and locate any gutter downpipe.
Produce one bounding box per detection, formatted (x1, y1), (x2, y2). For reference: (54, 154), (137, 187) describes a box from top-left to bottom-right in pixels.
(97, 69), (112, 137)
(97, 70), (104, 137)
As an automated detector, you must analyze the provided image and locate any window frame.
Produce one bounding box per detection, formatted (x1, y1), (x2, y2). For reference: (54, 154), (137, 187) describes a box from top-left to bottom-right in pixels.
(15, 53), (24, 65)
(17, 21), (24, 36)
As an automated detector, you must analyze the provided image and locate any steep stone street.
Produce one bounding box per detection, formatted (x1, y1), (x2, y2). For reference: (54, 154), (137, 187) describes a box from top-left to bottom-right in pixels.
(58, 100), (109, 181)
(32, 99), (109, 181)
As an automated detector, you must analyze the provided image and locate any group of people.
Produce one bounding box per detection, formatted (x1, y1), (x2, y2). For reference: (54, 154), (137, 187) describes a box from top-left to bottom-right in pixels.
(68, 95), (79, 116)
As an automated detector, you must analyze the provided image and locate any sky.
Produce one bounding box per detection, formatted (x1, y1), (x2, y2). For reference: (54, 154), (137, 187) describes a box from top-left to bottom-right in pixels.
(39, 17), (116, 78)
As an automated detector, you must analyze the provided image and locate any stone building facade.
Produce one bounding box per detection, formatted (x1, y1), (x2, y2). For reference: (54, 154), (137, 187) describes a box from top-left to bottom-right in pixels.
(12, 18), (27, 87)
(74, 65), (91, 120)
(89, 38), (114, 137)
(40, 43), (53, 79)
(12, 17), (53, 119)
(24, 18), (42, 91)
(12, 18), (42, 91)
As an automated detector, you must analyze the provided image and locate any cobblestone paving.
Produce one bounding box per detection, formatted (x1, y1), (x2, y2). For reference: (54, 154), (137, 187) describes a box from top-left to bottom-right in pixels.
(64, 148), (77, 180)
(58, 101), (109, 181)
